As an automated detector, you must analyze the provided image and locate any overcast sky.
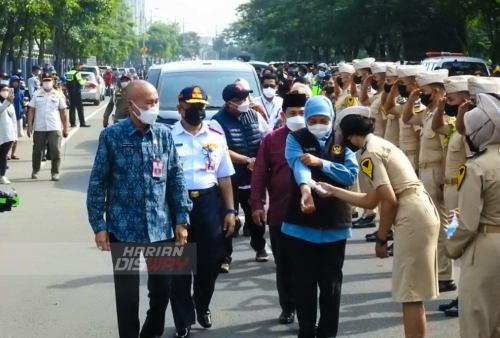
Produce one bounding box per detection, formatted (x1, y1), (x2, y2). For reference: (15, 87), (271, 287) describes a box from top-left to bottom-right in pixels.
(146, 0), (249, 37)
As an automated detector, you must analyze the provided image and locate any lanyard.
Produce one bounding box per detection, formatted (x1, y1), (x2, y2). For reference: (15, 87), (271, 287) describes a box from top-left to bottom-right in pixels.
(261, 97), (275, 120)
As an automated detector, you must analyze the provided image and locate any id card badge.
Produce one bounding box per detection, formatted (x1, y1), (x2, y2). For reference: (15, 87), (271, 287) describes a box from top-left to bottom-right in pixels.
(206, 159), (216, 173)
(152, 159), (164, 178)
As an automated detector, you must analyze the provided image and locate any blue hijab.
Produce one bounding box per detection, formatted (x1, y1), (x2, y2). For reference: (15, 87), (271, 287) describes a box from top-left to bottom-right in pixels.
(304, 95), (334, 147)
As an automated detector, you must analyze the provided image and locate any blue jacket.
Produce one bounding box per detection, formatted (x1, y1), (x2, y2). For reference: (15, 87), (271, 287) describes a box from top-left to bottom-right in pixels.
(9, 76), (24, 120)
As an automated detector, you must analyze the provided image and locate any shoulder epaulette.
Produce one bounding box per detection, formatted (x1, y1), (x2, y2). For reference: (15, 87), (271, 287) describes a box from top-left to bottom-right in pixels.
(209, 126), (223, 135)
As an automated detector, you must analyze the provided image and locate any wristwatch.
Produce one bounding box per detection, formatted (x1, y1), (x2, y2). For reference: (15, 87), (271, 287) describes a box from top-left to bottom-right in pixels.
(375, 236), (388, 246)
(246, 157), (252, 164)
(226, 209), (238, 215)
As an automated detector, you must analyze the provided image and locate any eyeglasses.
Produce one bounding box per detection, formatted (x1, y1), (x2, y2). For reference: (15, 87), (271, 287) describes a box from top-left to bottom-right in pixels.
(262, 84), (276, 89)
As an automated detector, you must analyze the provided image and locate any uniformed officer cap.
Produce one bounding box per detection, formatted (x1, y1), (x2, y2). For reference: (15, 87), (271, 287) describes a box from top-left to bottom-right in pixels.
(386, 64), (398, 77)
(42, 72), (53, 81)
(335, 106), (371, 130)
(338, 62), (355, 74)
(371, 62), (394, 74)
(468, 77), (500, 95)
(396, 65), (426, 79)
(353, 58), (376, 70)
(179, 86), (209, 105)
(444, 76), (473, 94)
(415, 69), (449, 87)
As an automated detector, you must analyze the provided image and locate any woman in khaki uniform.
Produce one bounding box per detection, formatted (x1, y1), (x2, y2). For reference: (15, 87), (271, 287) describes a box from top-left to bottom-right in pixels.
(334, 62), (358, 114)
(446, 93), (500, 338)
(317, 106), (440, 338)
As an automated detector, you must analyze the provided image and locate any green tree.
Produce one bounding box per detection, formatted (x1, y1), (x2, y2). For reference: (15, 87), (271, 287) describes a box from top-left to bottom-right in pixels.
(177, 31), (200, 58)
(146, 22), (180, 62)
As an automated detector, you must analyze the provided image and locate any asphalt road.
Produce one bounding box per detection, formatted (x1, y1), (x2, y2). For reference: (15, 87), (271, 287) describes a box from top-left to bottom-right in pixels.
(0, 99), (460, 337)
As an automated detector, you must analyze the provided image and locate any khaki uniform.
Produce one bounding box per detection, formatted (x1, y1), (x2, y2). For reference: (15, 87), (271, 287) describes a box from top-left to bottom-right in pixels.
(361, 134), (439, 302)
(335, 88), (359, 113)
(446, 144), (500, 338)
(398, 98), (423, 170)
(406, 108), (451, 280)
(369, 93), (385, 137)
(383, 105), (400, 147)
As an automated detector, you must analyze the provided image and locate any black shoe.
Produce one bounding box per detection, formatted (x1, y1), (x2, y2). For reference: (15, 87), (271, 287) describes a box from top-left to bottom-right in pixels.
(46, 154), (51, 161)
(439, 298), (458, 312)
(353, 214), (376, 229)
(197, 310), (212, 328)
(439, 280), (457, 293)
(80, 124), (91, 128)
(174, 327), (190, 338)
(351, 211), (359, 219)
(70, 124), (76, 128)
(366, 230), (393, 242)
(42, 156), (47, 162)
(243, 224), (251, 237)
(365, 230), (378, 239)
(388, 243), (394, 256)
(444, 305), (459, 317)
(256, 249), (269, 262)
(278, 311), (295, 324)
(233, 218), (241, 238)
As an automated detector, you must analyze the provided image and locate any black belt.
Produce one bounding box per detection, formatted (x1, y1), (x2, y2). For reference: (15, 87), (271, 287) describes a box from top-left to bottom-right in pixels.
(188, 185), (217, 199)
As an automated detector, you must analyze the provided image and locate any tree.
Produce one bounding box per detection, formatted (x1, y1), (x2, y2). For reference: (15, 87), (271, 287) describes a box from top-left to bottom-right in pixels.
(146, 22), (180, 62)
(178, 31), (200, 58)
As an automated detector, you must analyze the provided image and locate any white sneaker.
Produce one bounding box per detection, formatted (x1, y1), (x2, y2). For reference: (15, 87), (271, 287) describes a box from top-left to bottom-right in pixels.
(0, 176), (11, 184)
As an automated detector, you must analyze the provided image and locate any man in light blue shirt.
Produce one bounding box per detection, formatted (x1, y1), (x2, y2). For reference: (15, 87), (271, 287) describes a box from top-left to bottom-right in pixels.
(281, 95), (359, 338)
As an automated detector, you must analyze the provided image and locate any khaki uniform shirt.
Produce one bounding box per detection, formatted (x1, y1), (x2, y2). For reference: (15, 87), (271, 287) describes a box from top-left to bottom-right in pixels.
(444, 124), (471, 180)
(369, 93), (385, 138)
(335, 88), (359, 113)
(407, 107), (445, 164)
(398, 99), (422, 152)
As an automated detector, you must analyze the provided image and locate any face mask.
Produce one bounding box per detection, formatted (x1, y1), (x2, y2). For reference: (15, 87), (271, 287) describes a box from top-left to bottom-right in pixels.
(121, 81), (130, 89)
(0, 80), (8, 85)
(308, 123), (332, 139)
(444, 104), (459, 117)
(0, 91), (8, 99)
(419, 93), (432, 106)
(465, 135), (479, 153)
(398, 84), (409, 98)
(384, 83), (393, 94)
(263, 87), (276, 98)
(318, 71), (326, 77)
(468, 104), (477, 110)
(237, 99), (250, 113)
(285, 116), (306, 132)
(343, 136), (360, 152)
(336, 77), (344, 87)
(43, 82), (53, 90)
(325, 86), (335, 95)
(184, 108), (206, 126)
(132, 102), (159, 125)
(353, 75), (362, 85)
(371, 79), (379, 91)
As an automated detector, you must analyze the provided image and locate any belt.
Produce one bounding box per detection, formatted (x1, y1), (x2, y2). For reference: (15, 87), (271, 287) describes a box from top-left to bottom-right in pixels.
(444, 178), (458, 185)
(403, 149), (418, 156)
(419, 162), (441, 169)
(396, 186), (422, 200)
(478, 224), (500, 234)
(188, 185), (217, 199)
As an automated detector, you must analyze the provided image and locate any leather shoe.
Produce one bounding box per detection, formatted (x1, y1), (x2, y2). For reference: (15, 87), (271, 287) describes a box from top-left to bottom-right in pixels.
(278, 311), (295, 324)
(174, 327), (190, 338)
(353, 214), (376, 229)
(366, 230), (393, 242)
(439, 280), (457, 292)
(197, 310), (212, 328)
(445, 305), (459, 317)
(439, 298), (458, 312)
(388, 243), (394, 256)
(80, 124), (91, 128)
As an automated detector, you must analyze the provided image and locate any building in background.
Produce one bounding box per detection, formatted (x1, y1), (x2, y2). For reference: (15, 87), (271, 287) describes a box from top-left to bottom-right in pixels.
(124, 0), (146, 35)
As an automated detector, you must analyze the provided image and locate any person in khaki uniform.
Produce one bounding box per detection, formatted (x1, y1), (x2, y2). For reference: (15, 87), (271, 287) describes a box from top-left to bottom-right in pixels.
(334, 62), (359, 114)
(431, 76), (472, 316)
(446, 93), (500, 338)
(317, 106), (439, 338)
(381, 64), (400, 147)
(402, 69), (457, 293)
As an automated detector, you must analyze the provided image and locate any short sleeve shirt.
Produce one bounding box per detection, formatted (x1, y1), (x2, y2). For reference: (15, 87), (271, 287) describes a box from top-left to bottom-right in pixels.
(29, 89), (66, 131)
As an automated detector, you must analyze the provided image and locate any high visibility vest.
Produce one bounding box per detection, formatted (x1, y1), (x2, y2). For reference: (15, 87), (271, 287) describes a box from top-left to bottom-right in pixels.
(311, 77), (322, 96)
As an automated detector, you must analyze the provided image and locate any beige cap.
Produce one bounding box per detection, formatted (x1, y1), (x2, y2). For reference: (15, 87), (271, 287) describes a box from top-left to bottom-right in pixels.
(415, 69), (449, 87)
(338, 62), (355, 74)
(443, 76), (473, 94)
(353, 58), (376, 70)
(370, 62), (394, 74)
(335, 106), (371, 130)
(386, 63), (398, 77)
(468, 77), (500, 95)
(396, 65), (426, 79)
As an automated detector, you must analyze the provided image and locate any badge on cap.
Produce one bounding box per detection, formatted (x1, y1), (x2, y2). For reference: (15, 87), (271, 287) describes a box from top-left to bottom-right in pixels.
(457, 165), (466, 190)
(361, 158), (374, 179)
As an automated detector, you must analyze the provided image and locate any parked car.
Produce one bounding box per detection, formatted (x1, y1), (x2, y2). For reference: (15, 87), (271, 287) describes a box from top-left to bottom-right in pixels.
(80, 72), (103, 105)
(421, 52), (490, 76)
(81, 65), (105, 100)
(147, 60), (262, 125)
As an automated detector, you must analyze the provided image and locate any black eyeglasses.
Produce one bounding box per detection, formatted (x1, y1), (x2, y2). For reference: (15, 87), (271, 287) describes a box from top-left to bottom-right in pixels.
(263, 84), (277, 89)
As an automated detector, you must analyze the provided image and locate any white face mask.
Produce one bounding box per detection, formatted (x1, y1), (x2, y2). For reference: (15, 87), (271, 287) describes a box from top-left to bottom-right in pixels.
(308, 123), (332, 139)
(132, 102), (159, 125)
(237, 99), (250, 113)
(0, 80), (8, 85)
(263, 87), (276, 98)
(1, 90), (8, 99)
(121, 81), (130, 89)
(43, 82), (53, 90)
(286, 116), (306, 132)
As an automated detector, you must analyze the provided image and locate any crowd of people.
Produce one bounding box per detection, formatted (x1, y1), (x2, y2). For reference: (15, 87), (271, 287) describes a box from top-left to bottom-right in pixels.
(85, 56), (500, 338)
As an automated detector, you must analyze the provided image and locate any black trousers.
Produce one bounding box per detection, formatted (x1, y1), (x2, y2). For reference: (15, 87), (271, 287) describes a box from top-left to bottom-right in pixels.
(110, 233), (172, 338)
(223, 187), (266, 264)
(68, 92), (85, 126)
(170, 187), (225, 330)
(269, 226), (295, 313)
(286, 234), (346, 338)
(0, 141), (13, 176)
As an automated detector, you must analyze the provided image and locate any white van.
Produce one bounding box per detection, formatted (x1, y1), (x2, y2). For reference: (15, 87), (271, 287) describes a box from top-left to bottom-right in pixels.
(421, 53), (490, 76)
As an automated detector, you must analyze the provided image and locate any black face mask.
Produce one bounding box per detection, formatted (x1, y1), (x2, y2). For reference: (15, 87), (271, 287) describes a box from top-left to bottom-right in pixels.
(184, 108), (206, 126)
(419, 93), (432, 106)
(325, 86), (335, 95)
(444, 104), (459, 117)
(336, 77), (343, 87)
(384, 83), (393, 94)
(468, 104), (477, 110)
(353, 75), (362, 85)
(465, 135), (479, 153)
(371, 79), (379, 91)
(398, 84), (409, 98)
(343, 136), (360, 152)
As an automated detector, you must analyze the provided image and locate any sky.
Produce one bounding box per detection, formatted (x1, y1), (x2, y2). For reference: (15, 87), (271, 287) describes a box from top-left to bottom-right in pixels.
(146, 0), (249, 37)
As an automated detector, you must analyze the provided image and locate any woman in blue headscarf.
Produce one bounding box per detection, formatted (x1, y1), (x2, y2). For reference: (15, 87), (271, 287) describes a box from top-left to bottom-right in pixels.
(8, 76), (24, 159)
(282, 96), (359, 338)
